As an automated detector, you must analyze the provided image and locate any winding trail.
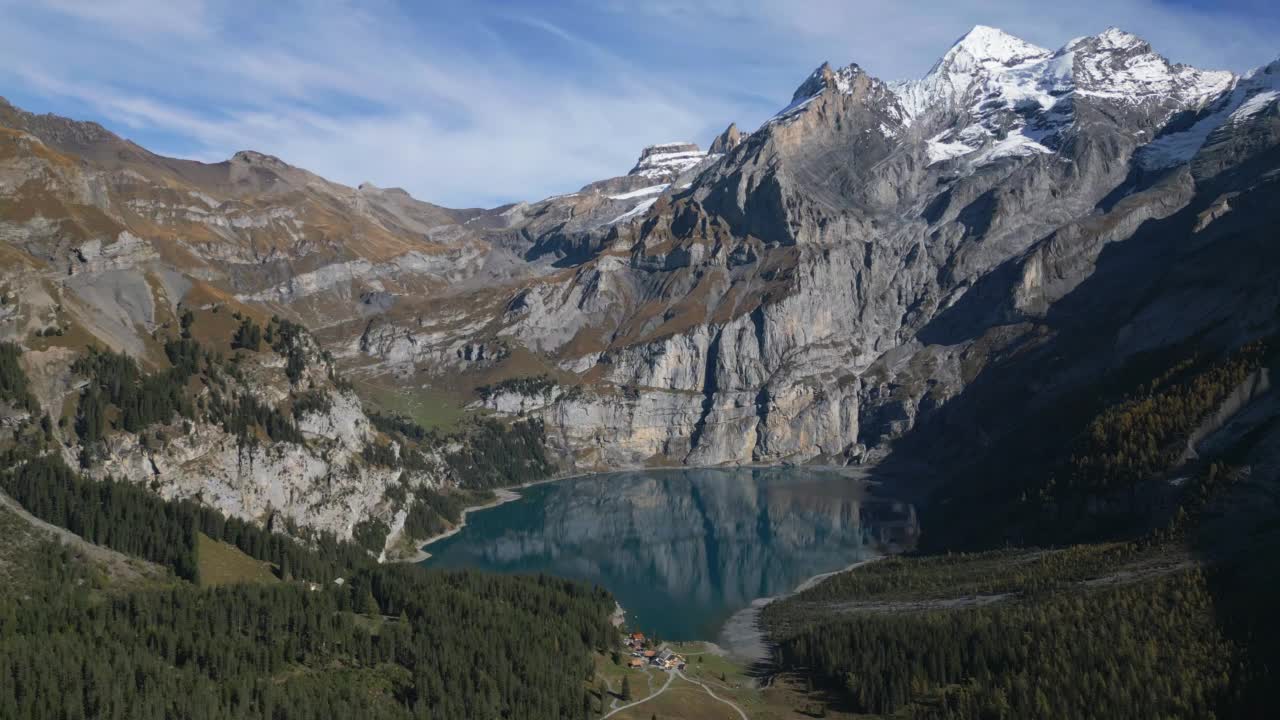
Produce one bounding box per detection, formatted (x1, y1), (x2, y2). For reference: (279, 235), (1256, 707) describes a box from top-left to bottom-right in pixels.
(718, 556), (884, 665)
(676, 669), (749, 720)
(600, 670), (674, 719)
(0, 489), (165, 583)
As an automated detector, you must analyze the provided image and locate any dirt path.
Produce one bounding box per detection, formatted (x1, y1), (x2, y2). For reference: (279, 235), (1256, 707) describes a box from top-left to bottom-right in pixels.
(719, 556), (884, 665)
(798, 550), (1200, 616)
(816, 593), (1013, 614)
(600, 676), (619, 711)
(792, 556), (885, 594)
(1080, 554), (1197, 588)
(0, 489), (166, 584)
(600, 670), (675, 719)
(675, 669), (749, 720)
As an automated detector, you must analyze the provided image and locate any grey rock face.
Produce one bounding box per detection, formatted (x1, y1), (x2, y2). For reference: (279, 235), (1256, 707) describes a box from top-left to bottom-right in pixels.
(433, 27), (1276, 471)
(2, 25), (1277, 484)
(708, 123), (747, 154)
(629, 142), (707, 181)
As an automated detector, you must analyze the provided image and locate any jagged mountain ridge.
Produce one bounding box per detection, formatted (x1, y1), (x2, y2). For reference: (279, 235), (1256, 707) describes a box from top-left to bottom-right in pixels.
(0, 88), (728, 541)
(482, 25), (1278, 469)
(2, 24), (1279, 501)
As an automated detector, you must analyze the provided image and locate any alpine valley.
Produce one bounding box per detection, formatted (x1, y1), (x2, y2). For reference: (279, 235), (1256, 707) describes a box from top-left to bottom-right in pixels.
(1, 21), (1279, 720)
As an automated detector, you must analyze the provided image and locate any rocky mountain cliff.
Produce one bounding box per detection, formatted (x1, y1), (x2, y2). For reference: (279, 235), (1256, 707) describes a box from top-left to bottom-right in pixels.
(477, 26), (1278, 472)
(2, 25), (1278, 540)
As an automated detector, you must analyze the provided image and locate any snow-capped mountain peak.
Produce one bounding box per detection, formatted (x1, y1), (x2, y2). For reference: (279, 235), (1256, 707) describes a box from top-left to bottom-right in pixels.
(893, 27), (1052, 123)
(1092, 26), (1149, 52)
(760, 25), (1241, 176)
(1065, 28), (1233, 103)
(890, 25), (1233, 121)
(1137, 57), (1277, 170)
(937, 25), (1052, 72)
(880, 26), (1238, 171)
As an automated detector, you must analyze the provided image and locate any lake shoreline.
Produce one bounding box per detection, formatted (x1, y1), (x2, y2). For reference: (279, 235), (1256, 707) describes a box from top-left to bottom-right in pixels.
(717, 556), (885, 665)
(402, 462), (875, 563)
(407, 464), (913, 651)
(410, 488), (522, 562)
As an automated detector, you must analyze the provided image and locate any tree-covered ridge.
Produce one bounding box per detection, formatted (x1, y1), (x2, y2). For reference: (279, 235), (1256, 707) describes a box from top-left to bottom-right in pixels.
(72, 334), (309, 462)
(68, 310), (346, 455)
(85, 311), (555, 494)
(0, 488), (167, 597)
(771, 570), (1232, 719)
(476, 374), (557, 401)
(231, 315), (263, 351)
(1051, 342), (1267, 497)
(0, 448), (616, 720)
(208, 391), (304, 445)
(0, 565), (614, 720)
(73, 342), (197, 442)
(290, 388), (333, 418)
(21, 307), (559, 562)
(927, 339), (1276, 551)
(0, 452), (368, 583)
(761, 505), (1252, 719)
(0, 341), (39, 413)
(369, 412), (552, 489)
(401, 487), (492, 541)
(368, 411), (554, 541)
(762, 333), (1280, 719)
(226, 313), (319, 385)
(268, 315), (323, 386)
(771, 542), (1142, 608)
(443, 416), (553, 489)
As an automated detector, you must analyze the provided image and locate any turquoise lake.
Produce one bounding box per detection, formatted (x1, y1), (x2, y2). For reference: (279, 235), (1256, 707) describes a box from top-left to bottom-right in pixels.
(423, 467), (918, 641)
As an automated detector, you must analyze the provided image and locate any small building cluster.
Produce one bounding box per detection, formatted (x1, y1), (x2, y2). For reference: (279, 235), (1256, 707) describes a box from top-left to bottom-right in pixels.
(653, 648), (685, 670)
(623, 632), (686, 671)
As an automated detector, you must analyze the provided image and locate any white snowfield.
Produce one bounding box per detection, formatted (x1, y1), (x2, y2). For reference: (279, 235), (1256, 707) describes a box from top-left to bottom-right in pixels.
(1139, 59), (1280, 170)
(925, 132), (975, 165)
(608, 197), (659, 225)
(897, 26), (1235, 170)
(607, 184), (669, 201)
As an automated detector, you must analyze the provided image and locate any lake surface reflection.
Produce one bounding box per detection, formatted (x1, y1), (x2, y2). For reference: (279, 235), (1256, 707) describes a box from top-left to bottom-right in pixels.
(423, 467), (918, 640)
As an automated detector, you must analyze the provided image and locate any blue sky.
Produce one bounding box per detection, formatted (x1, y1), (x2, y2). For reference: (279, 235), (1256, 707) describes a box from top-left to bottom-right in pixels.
(1, 0), (1276, 207)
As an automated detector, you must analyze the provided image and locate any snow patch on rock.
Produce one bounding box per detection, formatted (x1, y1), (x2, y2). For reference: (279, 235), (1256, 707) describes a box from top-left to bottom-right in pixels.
(629, 144), (706, 180)
(926, 132), (976, 165)
(1138, 60), (1278, 170)
(608, 197), (659, 225)
(607, 184), (669, 200)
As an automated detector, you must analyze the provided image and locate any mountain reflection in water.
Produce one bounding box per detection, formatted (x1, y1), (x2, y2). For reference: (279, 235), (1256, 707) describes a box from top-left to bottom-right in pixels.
(424, 467), (918, 640)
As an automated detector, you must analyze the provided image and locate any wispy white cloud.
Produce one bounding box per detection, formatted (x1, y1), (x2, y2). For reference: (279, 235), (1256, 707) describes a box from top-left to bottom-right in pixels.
(0, 0), (1275, 207)
(38, 0), (215, 38)
(0, 0), (725, 206)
